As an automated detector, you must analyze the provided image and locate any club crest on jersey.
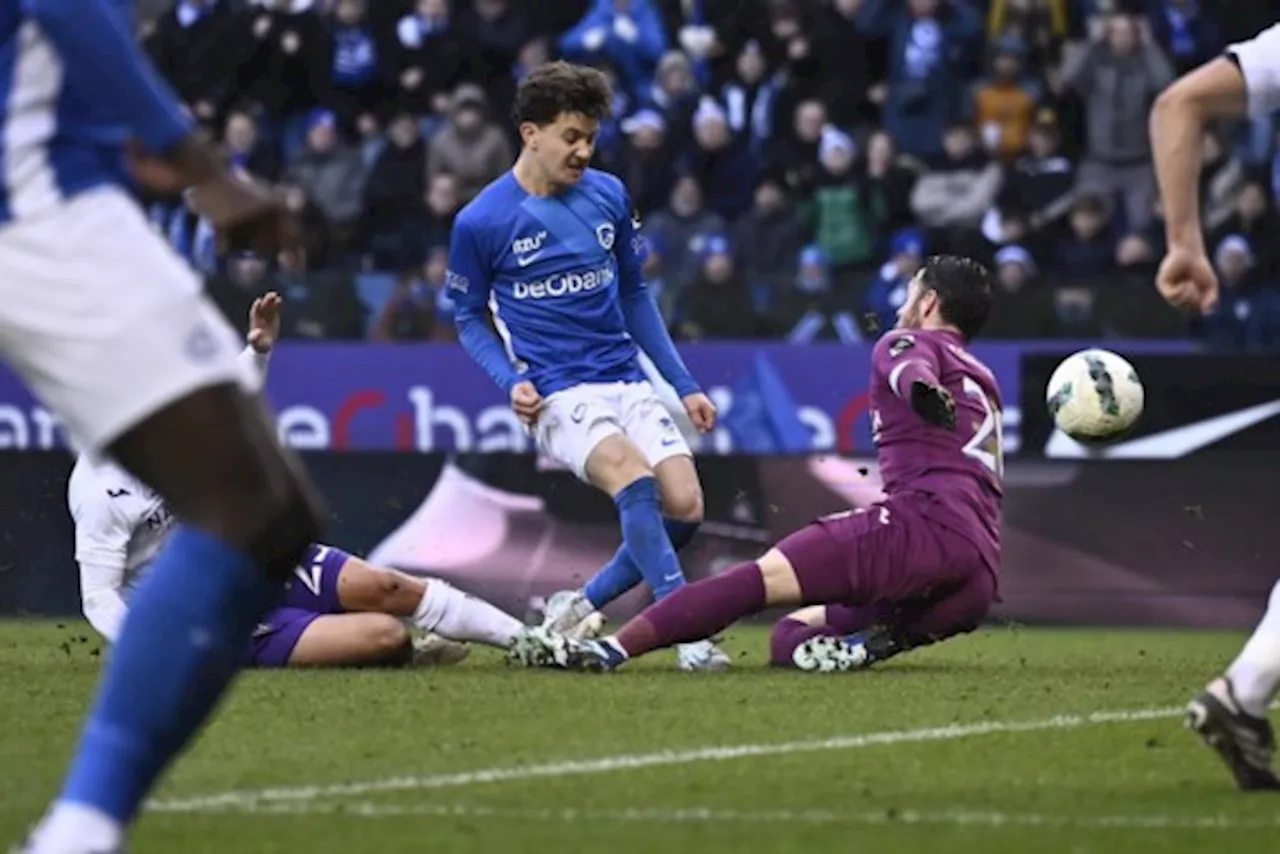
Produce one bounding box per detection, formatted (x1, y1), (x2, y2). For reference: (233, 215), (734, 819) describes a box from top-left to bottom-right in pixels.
(889, 335), (915, 357)
(445, 270), (469, 293)
(184, 322), (220, 362)
(596, 223), (616, 251)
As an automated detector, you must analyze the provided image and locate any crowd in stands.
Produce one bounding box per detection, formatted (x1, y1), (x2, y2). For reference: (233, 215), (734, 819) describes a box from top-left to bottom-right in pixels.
(139, 0), (1280, 351)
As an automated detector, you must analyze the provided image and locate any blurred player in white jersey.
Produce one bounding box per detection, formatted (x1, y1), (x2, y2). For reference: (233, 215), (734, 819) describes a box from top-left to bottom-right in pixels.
(2, 1), (334, 850)
(1151, 24), (1280, 789)
(69, 294), (526, 669)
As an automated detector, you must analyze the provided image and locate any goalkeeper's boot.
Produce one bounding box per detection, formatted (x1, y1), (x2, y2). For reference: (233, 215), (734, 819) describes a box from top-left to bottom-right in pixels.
(792, 627), (903, 673)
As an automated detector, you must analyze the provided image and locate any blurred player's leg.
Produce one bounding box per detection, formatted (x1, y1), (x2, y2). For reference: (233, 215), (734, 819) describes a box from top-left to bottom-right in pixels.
(12, 190), (323, 853)
(37, 387), (321, 853)
(1186, 580), (1280, 790)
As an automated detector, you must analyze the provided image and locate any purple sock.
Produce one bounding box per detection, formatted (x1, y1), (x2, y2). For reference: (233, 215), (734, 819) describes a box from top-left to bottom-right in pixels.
(614, 561), (765, 657)
(769, 618), (842, 667)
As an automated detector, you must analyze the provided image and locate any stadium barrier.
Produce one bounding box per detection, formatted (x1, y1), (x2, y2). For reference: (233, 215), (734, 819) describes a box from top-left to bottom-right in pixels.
(1, 446), (1275, 628)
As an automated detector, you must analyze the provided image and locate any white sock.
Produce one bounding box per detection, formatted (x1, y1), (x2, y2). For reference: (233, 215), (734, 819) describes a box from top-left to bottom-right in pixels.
(29, 802), (123, 853)
(413, 580), (524, 648)
(1226, 580), (1280, 717)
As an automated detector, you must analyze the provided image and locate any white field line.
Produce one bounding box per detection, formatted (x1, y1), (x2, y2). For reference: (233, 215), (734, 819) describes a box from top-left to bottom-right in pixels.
(210, 800), (1280, 831)
(150, 704), (1181, 814)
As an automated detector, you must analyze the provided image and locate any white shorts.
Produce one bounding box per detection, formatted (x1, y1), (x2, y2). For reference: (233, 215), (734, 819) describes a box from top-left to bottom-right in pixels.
(535, 380), (692, 481)
(0, 187), (251, 452)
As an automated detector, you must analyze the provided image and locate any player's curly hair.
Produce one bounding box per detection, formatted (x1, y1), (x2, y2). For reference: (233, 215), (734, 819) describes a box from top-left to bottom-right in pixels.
(919, 255), (993, 341)
(513, 62), (613, 128)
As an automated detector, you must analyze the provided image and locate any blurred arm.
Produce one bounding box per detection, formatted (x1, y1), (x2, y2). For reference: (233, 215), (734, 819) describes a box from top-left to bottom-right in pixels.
(70, 492), (134, 645)
(29, 0), (192, 154)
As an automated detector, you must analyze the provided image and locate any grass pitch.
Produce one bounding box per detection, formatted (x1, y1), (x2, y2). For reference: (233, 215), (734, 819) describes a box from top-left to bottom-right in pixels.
(1, 620), (1277, 853)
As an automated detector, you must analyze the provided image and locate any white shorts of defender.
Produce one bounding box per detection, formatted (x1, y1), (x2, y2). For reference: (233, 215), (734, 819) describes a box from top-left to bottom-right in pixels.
(535, 380), (692, 482)
(0, 187), (253, 453)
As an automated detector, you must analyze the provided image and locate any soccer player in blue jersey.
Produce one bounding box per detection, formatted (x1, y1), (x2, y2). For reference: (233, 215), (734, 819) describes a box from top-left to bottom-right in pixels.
(5, 2), (325, 852)
(447, 61), (731, 671)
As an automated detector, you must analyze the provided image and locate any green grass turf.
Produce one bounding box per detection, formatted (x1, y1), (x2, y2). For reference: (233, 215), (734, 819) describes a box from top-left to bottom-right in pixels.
(1, 619), (1278, 853)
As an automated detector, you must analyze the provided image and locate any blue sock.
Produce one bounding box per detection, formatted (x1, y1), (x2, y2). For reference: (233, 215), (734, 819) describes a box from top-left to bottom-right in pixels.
(60, 526), (281, 821)
(596, 479), (690, 606)
(584, 518), (700, 608)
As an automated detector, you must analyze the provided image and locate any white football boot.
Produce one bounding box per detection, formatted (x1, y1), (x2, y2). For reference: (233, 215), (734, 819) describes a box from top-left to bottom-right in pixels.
(541, 590), (606, 639)
(675, 639), (732, 671)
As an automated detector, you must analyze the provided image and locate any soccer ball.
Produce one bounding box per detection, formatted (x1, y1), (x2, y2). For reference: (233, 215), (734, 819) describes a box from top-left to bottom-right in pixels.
(1045, 349), (1144, 444)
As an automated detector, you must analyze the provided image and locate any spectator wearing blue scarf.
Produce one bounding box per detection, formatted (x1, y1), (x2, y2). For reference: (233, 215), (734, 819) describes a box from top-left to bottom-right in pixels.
(325, 0), (391, 138)
(1147, 0), (1220, 75)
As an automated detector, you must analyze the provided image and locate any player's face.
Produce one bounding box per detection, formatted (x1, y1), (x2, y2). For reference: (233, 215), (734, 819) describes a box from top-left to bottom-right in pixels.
(896, 271), (939, 330)
(527, 112), (599, 187)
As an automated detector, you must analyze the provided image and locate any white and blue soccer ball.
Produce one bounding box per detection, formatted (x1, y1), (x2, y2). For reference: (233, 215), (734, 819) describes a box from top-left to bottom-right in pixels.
(1045, 349), (1144, 444)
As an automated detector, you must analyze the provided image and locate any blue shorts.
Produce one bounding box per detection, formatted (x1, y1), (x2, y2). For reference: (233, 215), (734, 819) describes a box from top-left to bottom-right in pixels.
(246, 544), (351, 668)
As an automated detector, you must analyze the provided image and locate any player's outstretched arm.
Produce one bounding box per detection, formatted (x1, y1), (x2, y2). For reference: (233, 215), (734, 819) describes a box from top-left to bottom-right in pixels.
(79, 561), (129, 645)
(235, 292), (282, 392)
(1148, 27), (1280, 313)
(448, 216), (523, 394)
(68, 497), (134, 645)
(1150, 57), (1248, 253)
(876, 333), (954, 429)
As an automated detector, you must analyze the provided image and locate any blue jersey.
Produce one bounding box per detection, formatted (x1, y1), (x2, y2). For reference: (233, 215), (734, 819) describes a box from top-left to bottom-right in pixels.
(448, 168), (699, 398)
(0, 0), (191, 224)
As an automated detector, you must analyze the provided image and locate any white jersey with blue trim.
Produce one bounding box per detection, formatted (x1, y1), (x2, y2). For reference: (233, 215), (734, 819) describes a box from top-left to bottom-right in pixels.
(1227, 23), (1280, 118)
(0, 0), (191, 224)
(447, 167), (651, 396)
